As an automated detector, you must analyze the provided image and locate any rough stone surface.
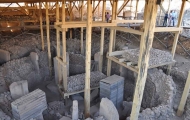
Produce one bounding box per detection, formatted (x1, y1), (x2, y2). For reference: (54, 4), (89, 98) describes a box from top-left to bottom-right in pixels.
(0, 109), (11, 120)
(30, 52), (39, 73)
(0, 49), (10, 65)
(99, 98), (119, 120)
(122, 48), (173, 67)
(9, 80), (29, 100)
(184, 94), (190, 120)
(67, 71), (106, 93)
(126, 69), (176, 120)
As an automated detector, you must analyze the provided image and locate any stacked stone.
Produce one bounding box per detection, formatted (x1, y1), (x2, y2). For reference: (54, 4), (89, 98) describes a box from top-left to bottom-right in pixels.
(11, 89), (47, 120)
(67, 71), (106, 93)
(122, 48), (173, 67)
(100, 75), (124, 109)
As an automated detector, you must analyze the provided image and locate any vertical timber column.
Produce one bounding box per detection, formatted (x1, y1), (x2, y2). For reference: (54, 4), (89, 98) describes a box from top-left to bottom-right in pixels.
(112, 0), (118, 50)
(56, 1), (62, 85)
(62, 0), (68, 92)
(80, 0), (84, 55)
(167, 0), (186, 75)
(39, 2), (44, 51)
(130, 0), (158, 119)
(135, 0), (139, 19)
(69, 1), (72, 39)
(99, 0), (106, 72)
(93, 0), (95, 18)
(107, 0), (117, 76)
(46, 2), (52, 76)
(84, 0), (92, 118)
(56, 1), (60, 57)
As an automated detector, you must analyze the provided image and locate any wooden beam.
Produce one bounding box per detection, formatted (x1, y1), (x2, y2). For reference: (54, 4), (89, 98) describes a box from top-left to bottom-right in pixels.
(84, 0), (92, 118)
(110, 26), (143, 35)
(167, 0), (186, 75)
(99, 0), (106, 72)
(117, 0), (130, 16)
(130, 0), (158, 119)
(69, 1), (73, 38)
(39, 2), (44, 51)
(112, 20), (144, 24)
(62, 0), (68, 93)
(154, 27), (183, 32)
(177, 71), (190, 116)
(135, 0), (139, 19)
(80, 0), (84, 55)
(46, 2), (52, 76)
(92, 0), (101, 14)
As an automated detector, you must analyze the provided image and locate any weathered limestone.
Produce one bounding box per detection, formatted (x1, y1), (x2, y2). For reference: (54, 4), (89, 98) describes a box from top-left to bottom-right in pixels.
(72, 100), (78, 120)
(9, 80), (29, 100)
(0, 49), (10, 64)
(11, 89), (47, 120)
(99, 98), (119, 120)
(122, 48), (173, 67)
(30, 52), (39, 73)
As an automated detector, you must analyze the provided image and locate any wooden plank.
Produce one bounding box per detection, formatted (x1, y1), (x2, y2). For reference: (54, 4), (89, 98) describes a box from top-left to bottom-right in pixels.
(84, 0), (92, 118)
(117, 0), (130, 15)
(112, 20), (144, 24)
(62, 0), (68, 93)
(130, 0), (158, 119)
(107, 55), (138, 73)
(46, 2), (52, 77)
(154, 27), (183, 32)
(39, 2), (44, 51)
(167, 0), (186, 75)
(99, 0), (106, 72)
(110, 26), (143, 35)
(177, 71), (190, 116)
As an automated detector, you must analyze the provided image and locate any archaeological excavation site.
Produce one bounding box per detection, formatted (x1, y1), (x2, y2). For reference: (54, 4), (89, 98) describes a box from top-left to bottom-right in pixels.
(1, 0), (190, 120)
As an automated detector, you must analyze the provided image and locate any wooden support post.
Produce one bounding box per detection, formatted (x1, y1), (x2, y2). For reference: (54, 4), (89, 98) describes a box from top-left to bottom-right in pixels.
(69, 1), (73, 39)
(80, 0), (84, 55)
(167, 0), (186, 75)
(56, 1), (60, 57)
(177, 71), (190, 116)
(107, 0), (117, 76)
(56, 1), (62, 85)
(130, 0), (158, 119)
(84, 0), (92, 118)
(46, 2), (52, 76)
(62, 0), (68, 92)
(99, 0), (106, 72)
(142, 1), (148, 30)
(135, 0), (139, 20)
(39, 2), (44, 51)
(93, 0), (95, 18)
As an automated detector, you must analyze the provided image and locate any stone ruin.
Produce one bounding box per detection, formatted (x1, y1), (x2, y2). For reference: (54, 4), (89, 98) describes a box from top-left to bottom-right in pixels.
(124, 68), (176, 120)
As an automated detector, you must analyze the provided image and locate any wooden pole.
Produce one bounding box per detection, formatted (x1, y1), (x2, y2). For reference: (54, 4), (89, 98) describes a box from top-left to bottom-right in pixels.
(69, 1), (72, 38)
(62, 0), (68, 92)
(167, 0), (186, 75)
(56, 1), (60, 57)
(99, 0), (106, 72)
(80, 0), (84, 55)
(135, 0), (139, 20)
(56, 1), (62, 85)
(46, 2), (52, 76)
(93, 0), (95, 18)
(39, 2), (44, 51)
(177, 71), (190, 116)
(107, 0), (117, 76)
(84, 0), (92, 118)
(130, 0), (158, 119)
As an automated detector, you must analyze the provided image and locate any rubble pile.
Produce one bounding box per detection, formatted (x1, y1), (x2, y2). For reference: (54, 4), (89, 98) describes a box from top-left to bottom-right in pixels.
(122, 48), (173, 66)
(67, 71), (106, 92)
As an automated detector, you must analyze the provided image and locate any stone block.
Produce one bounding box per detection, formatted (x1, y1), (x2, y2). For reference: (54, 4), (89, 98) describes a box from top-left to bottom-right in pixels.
(99, 98), (119, 120)
(0, 49), (10, 64)
(60, 116), (72, 120)
(72, 100), (78, 120)
(9, 80), (29, 100)
(30, 52), (39, 73)
(11, 89), (47, 120)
